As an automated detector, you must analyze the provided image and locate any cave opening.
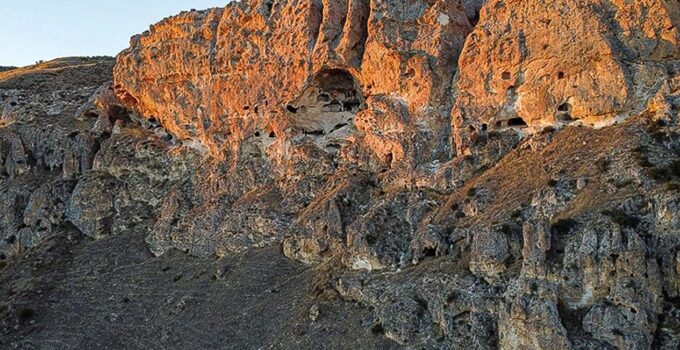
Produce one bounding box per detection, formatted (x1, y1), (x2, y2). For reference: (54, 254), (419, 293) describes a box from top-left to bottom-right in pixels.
(286, 68), (364, 136)
(507, 117), (528, 128)
(556, 102), (574, 123)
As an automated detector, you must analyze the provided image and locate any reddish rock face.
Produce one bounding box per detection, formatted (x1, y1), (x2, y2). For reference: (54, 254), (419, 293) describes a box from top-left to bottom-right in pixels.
(114, 0), (473, 160)
(111, 0), (680, 272)
(452, 0), (680, 154)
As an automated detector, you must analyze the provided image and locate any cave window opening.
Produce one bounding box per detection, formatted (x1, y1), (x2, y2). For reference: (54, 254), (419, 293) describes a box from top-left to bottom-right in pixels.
(422, 247), (437, 258)
(507, 117), (528, 128)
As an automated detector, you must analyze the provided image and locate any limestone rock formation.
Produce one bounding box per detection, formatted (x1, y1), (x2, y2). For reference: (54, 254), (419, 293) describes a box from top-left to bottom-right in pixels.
(452, 0), (680, 154)
(1, 0), (680, 349)
(114, 0), (473, 158)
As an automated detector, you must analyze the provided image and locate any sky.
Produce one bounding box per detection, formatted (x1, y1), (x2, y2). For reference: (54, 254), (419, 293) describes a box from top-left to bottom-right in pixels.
(0, 0), (228, 67)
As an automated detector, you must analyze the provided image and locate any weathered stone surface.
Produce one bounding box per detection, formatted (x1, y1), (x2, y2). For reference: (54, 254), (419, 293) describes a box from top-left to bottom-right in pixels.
(452, 0), (680, 154)
(2, 0), (680, 349)
(469, 227), (509, 279)
(0, 57), (114, 260)
(66, 171), (118, 239)
(114, 0), (472, 158)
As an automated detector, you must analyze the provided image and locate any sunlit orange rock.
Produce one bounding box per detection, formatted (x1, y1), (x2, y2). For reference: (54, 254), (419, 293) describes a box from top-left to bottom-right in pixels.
(114, 0), (473, 163)
(451, 0), (680, 154)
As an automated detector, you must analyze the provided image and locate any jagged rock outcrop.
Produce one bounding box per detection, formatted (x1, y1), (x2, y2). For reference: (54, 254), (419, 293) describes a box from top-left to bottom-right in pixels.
(1, 0), (680, 349)
(0, 58), (115, 260)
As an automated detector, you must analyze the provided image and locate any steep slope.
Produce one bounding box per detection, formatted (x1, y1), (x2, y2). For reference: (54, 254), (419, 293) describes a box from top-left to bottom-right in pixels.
(1, 0), (679, 349)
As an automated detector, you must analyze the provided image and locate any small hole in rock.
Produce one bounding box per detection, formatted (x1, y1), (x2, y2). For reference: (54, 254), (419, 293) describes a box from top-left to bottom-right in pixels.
(269, 131), (276, 138)
(501, 71), (511, 80)
(286, 105), (299, 113)
(304, 130), (325, 136)
(332, 123), (348, 132)
(481, 123), (488, 132)
(558, 103), (571, 112)
(557, 71), (565, 79)
(254, 131), (261, 137)
(423, 247), (437, 258)
(507, 118), (528, 128)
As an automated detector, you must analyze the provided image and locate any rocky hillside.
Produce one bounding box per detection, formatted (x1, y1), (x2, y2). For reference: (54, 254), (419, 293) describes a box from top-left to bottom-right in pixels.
(1, 0), (680, 349)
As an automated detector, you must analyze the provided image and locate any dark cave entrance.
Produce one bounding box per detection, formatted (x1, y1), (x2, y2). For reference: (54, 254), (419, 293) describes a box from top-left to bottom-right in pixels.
(286, 68), (364, 136)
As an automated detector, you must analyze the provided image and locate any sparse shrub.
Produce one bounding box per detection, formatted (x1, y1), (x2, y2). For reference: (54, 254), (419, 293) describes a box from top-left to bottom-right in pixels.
(666, 182), (680, 192)
(17, 306), (35, 321)
(602, 209), (640, 228)
(596, 157), (610, 173)
(632, 146), (654, 168)
(366, 233), (378, 245)
(371, 323), (385, 334)
(648, 160), (680, 183)
(551, 218), (578, 236)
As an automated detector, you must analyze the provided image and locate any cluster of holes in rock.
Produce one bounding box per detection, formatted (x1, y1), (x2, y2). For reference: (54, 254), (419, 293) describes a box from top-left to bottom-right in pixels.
(286, 69), (363, 136)
(253, 130), (277, 139)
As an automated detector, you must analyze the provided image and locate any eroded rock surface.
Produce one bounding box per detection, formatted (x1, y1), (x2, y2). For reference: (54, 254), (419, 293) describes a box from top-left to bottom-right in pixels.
(452, 0), (680, 154)
(1, 0), (680, 349)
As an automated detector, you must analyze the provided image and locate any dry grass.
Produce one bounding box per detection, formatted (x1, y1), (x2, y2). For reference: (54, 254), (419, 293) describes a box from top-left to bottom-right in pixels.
(435, 115), (652, 227)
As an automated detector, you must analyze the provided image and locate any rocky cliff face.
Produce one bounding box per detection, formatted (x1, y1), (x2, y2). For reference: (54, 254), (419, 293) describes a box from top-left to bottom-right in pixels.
(2, 1), (680, 349)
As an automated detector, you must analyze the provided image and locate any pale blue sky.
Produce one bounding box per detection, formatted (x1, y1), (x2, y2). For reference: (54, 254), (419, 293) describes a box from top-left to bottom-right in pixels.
(0, 1), (228, 67)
